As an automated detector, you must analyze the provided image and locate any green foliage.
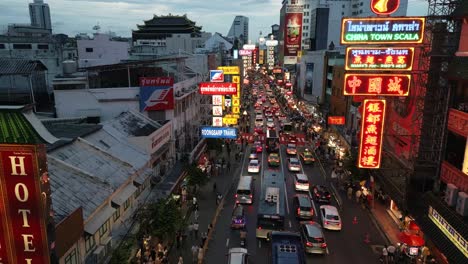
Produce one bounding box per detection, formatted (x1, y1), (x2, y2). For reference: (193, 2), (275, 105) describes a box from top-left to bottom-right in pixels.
(109, 235), (135, 263)
(139, 199), (184, 241)
(343, 150), (365, 181)
(185, 163), (209, 188)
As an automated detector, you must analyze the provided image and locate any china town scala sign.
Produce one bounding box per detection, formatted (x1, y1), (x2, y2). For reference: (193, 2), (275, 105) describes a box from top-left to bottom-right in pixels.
(0, 144), (50, 264)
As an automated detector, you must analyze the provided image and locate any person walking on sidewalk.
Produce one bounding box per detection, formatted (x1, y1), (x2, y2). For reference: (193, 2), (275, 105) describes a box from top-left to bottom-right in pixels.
(188, 222), (194, 238)
(347, 186), (353, 200)
(227, 161), (231, 172)
(177, 256), (184, 264)
(381, 245), (389, 264)
(387, 245), (396, 263)
(194, 209), (199, 222)
(193, 222), (199, 238)
(191, 244), (199, 264)
(355, 188), (362, 203)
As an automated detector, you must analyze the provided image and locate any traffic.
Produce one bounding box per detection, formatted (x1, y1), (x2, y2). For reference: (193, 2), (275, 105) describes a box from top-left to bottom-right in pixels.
(204, 69), (384, 264)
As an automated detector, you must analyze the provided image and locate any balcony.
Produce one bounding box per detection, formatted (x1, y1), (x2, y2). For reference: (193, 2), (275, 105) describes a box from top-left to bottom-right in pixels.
(447, 109), (468, 138)
(440, 161), (468, 192)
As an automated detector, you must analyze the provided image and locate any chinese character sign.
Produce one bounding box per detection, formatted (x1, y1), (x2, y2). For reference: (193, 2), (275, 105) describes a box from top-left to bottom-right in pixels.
(345, 47), (414, 71)
(344, 73), (411, 96)
(358, 99), (386, 169)
(212, 106), (223, 116)
(212, 95), (223, 106)
(213, 117), (223, 127)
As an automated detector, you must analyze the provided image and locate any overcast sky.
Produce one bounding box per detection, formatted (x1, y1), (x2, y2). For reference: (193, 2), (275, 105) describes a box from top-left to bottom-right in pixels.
(0, 0), (428, 40)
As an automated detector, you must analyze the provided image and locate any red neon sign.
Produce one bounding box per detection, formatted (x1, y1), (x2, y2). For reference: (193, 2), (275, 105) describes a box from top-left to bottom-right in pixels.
(345, 47), (414, 71)
(371, 0), (400, 15)
(198, 82), (237, 95)
(328, 116), (346, 125)
(358, 99), (386, 169)
(0, 145), (51, 263)
(344, 73), (411, 96)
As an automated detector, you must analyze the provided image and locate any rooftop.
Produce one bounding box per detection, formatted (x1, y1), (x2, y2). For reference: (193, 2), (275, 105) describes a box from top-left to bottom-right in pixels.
(42, 117), (102, 139)
(0, 58), (47, 75)
(107, 111), (162, 137)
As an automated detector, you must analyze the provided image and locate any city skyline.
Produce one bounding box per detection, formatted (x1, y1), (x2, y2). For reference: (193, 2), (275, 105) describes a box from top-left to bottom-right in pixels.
(0, 0), (428, 41)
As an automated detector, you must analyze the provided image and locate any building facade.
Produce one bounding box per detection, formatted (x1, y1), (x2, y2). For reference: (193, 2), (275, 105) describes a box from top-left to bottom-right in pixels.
(29, 0), (52, 31)
(227, 16), (249, 45)
(77, 34), (130, 68)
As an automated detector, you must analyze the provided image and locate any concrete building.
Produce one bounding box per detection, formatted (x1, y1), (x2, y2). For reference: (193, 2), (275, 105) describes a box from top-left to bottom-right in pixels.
(29, 0), (52, 31)
(227, 16), (249, 45)
(77, 33), (130, 68)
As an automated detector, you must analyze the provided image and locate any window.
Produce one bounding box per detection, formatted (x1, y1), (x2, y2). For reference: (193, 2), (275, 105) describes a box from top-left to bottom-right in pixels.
(85, 47), (93, 52)
(342, 12), (345, 16)
(359, 10), (363, 13)
(0, 44), (5, 49)
(13, 44), (32, 49)
(85, 235), (95, 253)
(64, 248), (78, 264)
(124, 198), (131, 210)
(98, 219), (109, 237)
(342, 4), (345, 8)
(360, 2), (363, 6)
(37, 44), (48, 50)
(113, 208), (120, 222)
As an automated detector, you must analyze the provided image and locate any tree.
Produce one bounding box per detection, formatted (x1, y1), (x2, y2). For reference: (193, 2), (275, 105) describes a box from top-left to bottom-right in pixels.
(343, 150), (366, 182)
(138, 199), (184, 241)
(185, 163), (209, 190)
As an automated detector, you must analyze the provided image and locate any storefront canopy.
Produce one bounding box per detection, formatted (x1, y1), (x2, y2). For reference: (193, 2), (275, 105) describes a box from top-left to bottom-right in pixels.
(398, 231), (425, 247)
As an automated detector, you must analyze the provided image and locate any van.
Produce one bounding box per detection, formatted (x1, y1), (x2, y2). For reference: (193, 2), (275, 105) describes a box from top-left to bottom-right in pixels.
(236, 176), (254, 204)
(293, 194), (314, 220)
(294, 174), (310, 192)
(231, 205), (246, 229)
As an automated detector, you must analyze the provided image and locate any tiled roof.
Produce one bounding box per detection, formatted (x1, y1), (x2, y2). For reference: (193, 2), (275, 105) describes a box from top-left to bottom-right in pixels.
(42, 118), (102, 139)
(143, 15), (197, 26)
(0, 106), (46, 144)
(107, 111), (162, 137)
(448, 56), (468, 79)
(0, 58), (47, 75)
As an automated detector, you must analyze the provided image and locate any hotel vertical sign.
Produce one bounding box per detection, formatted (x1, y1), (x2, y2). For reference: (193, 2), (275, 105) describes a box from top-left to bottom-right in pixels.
(0, 144), (50, 264)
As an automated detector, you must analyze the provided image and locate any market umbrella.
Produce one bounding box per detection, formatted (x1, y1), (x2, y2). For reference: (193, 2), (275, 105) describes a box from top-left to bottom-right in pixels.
(408, 220), (421, 231)
(398, 231), (425, 247)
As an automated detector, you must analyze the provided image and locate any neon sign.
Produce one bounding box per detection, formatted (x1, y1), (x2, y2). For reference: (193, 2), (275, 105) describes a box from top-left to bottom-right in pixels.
(341, 17), (425, 44)
(358, 99), (386, 169)
(344, 73), (411, 96)
(328, 116), (346, 125)
(199, 82), (237, 95)
(371, 0), (400, 15)
(345, 47), (414, 71)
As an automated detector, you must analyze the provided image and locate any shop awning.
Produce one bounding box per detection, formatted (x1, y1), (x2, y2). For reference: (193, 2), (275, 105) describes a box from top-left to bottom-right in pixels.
(112, 184), (138, 206)
(134, 168), (153, 186)
(398, 231), (425, 247)
(84, 206), (115, 235)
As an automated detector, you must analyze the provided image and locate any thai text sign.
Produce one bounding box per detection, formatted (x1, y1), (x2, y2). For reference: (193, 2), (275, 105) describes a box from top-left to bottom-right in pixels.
(199, 82), (237, 95)
(344, 73), (411, 96)
(201, 127), (238, 139)
(341, 17), (425, 44)
(428, 206), (468, 258)
(358, 99), (386, 169)
(0, 144), (50, 264)
(345, 47), (414, 71)
(139, 77), (175, 111)
(328, 116), (346, 125)
(217, 66), (240, 75)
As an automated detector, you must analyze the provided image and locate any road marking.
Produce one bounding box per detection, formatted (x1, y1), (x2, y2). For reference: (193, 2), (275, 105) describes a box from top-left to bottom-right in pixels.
(284, 181), (290, 214)
(289, 220), (292, 228)
(226, 238), (230, 247)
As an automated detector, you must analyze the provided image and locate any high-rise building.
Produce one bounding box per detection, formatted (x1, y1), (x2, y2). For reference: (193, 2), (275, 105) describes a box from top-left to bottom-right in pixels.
(29, 0), (52, 31)
(227, 16), (249, 45)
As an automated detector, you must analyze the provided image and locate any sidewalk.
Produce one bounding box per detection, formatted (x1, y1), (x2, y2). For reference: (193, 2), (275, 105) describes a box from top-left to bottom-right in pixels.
(371, 200), (401, 245)
(168, 144), (242, 264)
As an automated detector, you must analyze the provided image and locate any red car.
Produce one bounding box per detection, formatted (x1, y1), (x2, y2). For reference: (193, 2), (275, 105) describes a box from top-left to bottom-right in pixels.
(254, 126), (264, 134)
(254, 141), (263, 153)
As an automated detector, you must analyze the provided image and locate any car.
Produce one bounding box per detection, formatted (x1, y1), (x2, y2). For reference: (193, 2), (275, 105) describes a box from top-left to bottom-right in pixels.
(299, 221), (327, 254)
(294, 174), (310, 192)
(227, 248), (249, 264)
(319, 205), (342, 231)
(288, 158), (301, 172)
(231, 205), (246, 229)
(266, 118), (275, 128)
(279, 114), (287, 121)
(265, 111), (273, 118)
(254, 141), (263, 153)
(268, 153), (280, 166)
(262, 97), (267, 102)
(248, 152), (258, 160)
(248, 159), (261, 173)
(312, 185), (332, 203)
(254, 126), (264, 134)
(300, 149), (315, 164)
(274, 111), (280, 117)
(286, 143), (297, 155)
(293, 194), (314, 219)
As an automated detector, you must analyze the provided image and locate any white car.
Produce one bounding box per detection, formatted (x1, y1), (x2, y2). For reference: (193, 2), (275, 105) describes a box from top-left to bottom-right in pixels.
(266, 118), (275, 128)
(319, 205), (342, 231)
(248, 159), (261, 173)
(288, 158), (301, 172)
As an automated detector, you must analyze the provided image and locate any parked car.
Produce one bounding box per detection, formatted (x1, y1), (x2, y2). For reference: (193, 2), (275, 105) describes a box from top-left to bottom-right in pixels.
(288, 158), (301, 172)
(248, 159), (261, 173)
(319, 205), (342, 231)
(293, 194), (314, 219)
(312, 185), (332, 203)
(299, 221), (328, 254)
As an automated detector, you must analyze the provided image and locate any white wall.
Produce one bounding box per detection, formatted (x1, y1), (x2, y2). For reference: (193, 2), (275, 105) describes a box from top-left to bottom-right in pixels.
(77, 34), (129, 68)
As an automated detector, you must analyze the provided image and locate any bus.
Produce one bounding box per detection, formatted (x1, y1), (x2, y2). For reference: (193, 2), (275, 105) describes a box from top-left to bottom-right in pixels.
(270, 231), (306, 264)
(256, 170), (285, 240)
(266, 129), (280, 153)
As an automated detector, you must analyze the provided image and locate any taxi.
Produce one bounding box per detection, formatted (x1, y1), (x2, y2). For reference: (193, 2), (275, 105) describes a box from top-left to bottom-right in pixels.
(268, 153), (280, 167)
(300, 149), (315, 164)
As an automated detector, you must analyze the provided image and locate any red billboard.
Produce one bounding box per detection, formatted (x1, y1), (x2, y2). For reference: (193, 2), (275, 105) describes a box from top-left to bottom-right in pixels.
(284, 5), (303, 57)
(139, 77), (175, 111)
(344, 73), (411, 96)
(0, 144), (50, 263)
(345, 47), (414, 71)
(198, 82), (237, 95)
(328, 116), (346, 125)
(358, 100), (386, 169)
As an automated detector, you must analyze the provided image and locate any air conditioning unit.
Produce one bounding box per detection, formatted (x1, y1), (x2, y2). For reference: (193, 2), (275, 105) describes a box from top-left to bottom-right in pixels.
(445, 183), (459, 207)
(456, 192), (468, 216)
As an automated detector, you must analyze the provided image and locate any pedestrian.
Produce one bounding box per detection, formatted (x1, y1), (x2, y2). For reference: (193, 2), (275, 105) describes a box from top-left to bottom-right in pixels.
(192, 197), (198, 210)
(193, 222), (199, 238)
(201, 232), (207, 246)
(347, 186), (353, 200)
(197, 247), (204, 263)
(194, 209), (199, 222)
(207, 223), (213, 234)
(188, 222), (194, 238)
(421, 246), (430, 263)
(355, 189), (362, 203)
(381, 245), (389, 264)
(178, 256), (184, 264)
(150, 248), (156, 261)
(176, 232), (182, 248)
(191, 245), (199, 263)
(227, 161), (231, 172)
(157, 242), (163, 254)
(182, 187), (187, 203)
(213, 182), (217, 193)
(387, 244), (396, 263)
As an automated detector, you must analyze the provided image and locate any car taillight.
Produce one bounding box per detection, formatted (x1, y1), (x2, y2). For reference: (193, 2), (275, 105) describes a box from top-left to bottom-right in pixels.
(297, 208), (300, 214)
(325, 221), (329, 225)
(235, 194), (238, 198)
(310, 209), (314, 214)
(249, 194), (253, 198)
(320, 243), (327, 248)
(327, 194), (331, 198)
(258, 226), (262, 230)
(306, 241), (313, 247)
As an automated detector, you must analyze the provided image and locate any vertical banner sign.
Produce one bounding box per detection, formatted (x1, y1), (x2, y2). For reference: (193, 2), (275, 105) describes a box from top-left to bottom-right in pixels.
(284, 5), (303, 65)
(358, 100), (386, 169)
(0, 144), (50, 264)
(139, 77), (175, 111)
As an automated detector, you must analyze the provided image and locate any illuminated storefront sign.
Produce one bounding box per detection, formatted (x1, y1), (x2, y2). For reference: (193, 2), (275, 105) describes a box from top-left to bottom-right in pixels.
(345, 47), (414, 71)
(239, 49), (252, 56)
(447, 109), (468, 138)
(217, 66), (240, 75)
(344, 73), (411, 96)
(358, 99), (386, 169)
(0, 144), (51, 264)
(328, 116), (346, 125)
(428, 206), (468, 258)
(201, 126), (238, 139)
(199, 82), (237, 95)
(341, 17), (425, 44)
(223, 117), (238, 125)
(371, 0), (400, 15)
(284, 5), (303, 65)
